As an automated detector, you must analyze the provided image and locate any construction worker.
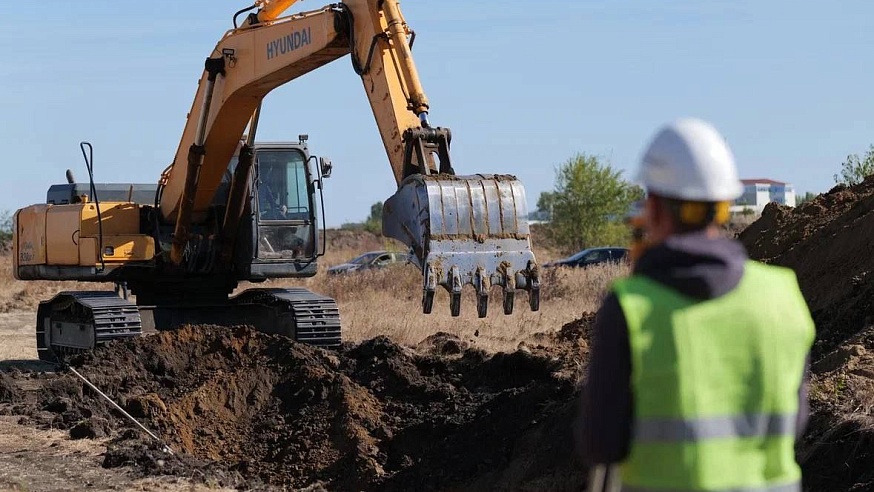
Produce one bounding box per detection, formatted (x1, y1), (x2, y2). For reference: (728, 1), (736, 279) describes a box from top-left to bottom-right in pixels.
(577, 118), (814, 491)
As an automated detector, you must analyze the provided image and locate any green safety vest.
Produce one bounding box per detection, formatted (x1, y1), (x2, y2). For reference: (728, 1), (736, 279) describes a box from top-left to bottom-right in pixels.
(613, 260), (815, 492)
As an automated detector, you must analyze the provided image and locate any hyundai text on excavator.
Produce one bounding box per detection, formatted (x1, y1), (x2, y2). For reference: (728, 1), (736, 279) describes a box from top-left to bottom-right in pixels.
(12, 0), (540, 361)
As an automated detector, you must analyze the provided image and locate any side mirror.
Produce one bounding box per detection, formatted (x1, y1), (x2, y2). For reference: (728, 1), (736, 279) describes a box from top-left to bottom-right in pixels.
(319, 157), (333, 179)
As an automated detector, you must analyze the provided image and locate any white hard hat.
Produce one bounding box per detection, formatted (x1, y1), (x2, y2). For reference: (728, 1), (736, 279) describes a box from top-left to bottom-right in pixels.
(637, 118), (743, 201)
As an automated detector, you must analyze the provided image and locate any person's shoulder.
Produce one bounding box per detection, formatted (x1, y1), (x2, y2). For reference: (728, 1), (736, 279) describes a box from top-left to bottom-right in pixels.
(742, 259), (799, 282)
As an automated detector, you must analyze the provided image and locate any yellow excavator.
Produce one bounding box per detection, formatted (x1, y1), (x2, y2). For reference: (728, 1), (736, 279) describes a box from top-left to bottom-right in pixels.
(12, 0), (540, 361)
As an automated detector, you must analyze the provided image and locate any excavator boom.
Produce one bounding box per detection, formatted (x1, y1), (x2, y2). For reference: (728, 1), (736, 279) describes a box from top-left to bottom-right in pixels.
(158, 0), (539, 316)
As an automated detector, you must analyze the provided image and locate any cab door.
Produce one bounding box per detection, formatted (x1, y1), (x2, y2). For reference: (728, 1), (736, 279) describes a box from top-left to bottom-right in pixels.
(254, 148), (316, 260)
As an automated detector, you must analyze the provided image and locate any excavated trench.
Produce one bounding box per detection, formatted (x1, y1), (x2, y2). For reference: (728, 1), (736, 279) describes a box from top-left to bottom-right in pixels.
(0, 320), (593, 491)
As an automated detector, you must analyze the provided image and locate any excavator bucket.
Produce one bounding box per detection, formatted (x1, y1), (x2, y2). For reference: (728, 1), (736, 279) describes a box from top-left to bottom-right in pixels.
(383, 174), (540, 318)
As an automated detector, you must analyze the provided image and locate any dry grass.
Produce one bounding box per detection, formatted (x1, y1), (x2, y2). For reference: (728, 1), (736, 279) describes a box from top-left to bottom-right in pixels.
(0, 242), (628, 352)
(0, 257), (106, 313)
(251, 245), (627, 351)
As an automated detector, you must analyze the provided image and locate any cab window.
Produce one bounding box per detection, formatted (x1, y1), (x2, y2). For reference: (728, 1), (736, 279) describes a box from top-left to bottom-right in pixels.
(257, 150), (311, 221)
(255, 149), (314, 260)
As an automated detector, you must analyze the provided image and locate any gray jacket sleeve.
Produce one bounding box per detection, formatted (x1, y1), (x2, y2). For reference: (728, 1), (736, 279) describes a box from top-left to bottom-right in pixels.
(797, 355), (810, 440)
(575, 293), (633, 465)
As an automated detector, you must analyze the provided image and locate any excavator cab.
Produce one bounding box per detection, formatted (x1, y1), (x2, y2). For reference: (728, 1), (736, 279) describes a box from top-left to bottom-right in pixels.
(253, 146), (317, 260)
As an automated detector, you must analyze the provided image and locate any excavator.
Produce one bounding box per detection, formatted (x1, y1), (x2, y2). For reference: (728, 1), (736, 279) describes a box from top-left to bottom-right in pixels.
(12, 0), (540, 361)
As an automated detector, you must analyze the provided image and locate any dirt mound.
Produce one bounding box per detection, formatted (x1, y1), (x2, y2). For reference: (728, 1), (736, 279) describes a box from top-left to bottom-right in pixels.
(800, 328), (874, 491)
(739, 178), (874, 488)
(0, 372), (21, 401)
(740, 177), (874, 355)
(554, 312), (596, 343)
(415, 331), (469, 355)
(2, 319), (596, 491)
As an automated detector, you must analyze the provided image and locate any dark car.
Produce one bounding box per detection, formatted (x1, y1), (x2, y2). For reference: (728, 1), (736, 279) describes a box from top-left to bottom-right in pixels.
(543, 247), (629, 269)
(326, 250), (412, 275)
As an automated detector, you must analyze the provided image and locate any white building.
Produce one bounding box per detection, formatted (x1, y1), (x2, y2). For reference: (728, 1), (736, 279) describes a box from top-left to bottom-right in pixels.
(732, 178), (796, 214)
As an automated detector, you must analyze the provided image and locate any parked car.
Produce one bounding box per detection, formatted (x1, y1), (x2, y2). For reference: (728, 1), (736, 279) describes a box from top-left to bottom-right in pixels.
(543, 247), (629, 269)
(327, 250), (412, 275)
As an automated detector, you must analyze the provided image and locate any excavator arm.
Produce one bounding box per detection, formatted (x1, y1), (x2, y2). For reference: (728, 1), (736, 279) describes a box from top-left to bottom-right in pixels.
(160, 0), (540, 316)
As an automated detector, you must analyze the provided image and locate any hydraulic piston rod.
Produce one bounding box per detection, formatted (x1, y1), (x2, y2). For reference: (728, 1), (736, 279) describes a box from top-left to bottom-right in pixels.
(170, 57), (225, 265)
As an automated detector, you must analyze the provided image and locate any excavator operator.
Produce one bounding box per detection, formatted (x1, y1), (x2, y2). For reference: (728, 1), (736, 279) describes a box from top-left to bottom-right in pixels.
(578, 118), (815, 491)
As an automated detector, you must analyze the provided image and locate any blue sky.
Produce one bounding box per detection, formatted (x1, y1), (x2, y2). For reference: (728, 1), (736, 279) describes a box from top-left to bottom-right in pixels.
(3, 1), (873, 226)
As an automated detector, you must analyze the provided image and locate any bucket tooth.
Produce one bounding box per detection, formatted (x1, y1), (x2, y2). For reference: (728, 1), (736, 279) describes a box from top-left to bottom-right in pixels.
(529, 288), (540, 312)
(527, 261), (541, 312)
(422, 264), (437, 314)
(503, 290), (515, 315)
(502, 266), (516, 315)
(474, 267), (489, 318)
(449, 266), (462, 317)
(384, 173), (540, 316)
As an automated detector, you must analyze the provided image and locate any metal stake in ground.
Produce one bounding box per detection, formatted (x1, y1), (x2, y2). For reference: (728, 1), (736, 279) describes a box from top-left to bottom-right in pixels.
(65, 365), (174, 455)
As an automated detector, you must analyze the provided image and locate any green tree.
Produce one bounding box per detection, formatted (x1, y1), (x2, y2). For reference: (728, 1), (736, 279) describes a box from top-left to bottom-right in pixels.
(340, 202), (384, 234)
(835, 144), (874, 185)
(796, 191), (817, 206)
(362, 201), (383, 234)
(0, 210), (12, 242)
(536, 191), (556, 214)
(540, 153), (643, 252)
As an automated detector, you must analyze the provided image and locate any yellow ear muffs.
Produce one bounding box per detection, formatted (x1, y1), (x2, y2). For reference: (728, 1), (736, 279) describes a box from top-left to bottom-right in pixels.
(679, 202), (708, 225)
(678, 201), (731, 226)
(712, 201), (730, 225)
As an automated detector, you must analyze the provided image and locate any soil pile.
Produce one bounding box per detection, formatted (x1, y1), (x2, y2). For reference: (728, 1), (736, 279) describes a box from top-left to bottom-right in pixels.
(739, 177), (874, 355)
(739, 178), (874, 490)
(1, 319), (594, 491)
(800, 328), (874, 492)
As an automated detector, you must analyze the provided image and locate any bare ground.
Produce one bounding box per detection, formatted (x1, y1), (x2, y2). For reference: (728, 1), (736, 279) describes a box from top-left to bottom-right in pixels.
(0, 315), (592, 491)
(0, 313), (240, 492)
(0, 417), (234, 492)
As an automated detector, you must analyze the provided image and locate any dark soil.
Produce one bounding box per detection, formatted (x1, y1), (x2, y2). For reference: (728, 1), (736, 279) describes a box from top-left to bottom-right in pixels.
(739, 178), (874, 491)
(0, 319), (593, 491)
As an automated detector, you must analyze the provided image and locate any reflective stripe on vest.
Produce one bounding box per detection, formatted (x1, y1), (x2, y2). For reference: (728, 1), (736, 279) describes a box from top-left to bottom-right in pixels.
(622, 482), (800, 492)
(634, 413), (796, 443)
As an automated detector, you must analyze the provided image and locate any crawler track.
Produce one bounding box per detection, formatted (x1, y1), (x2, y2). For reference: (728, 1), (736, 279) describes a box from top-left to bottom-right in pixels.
(34, 288), (342, 361)
(36, 292), (142, 361)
